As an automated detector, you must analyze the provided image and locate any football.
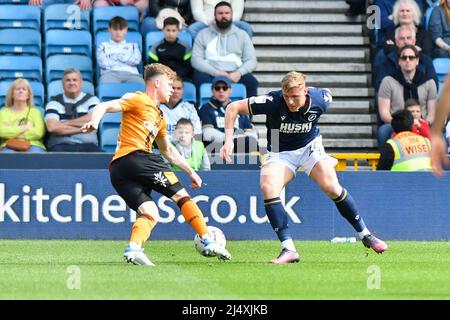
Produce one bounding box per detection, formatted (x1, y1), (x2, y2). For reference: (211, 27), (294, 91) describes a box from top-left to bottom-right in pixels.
(194, 226), (227, 256)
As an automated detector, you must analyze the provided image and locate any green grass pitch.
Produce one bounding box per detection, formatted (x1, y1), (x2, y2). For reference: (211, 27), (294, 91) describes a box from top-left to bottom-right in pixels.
(0, 240), (449, 299)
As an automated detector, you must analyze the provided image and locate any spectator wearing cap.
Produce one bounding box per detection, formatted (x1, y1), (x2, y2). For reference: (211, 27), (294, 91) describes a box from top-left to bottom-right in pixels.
(191, 1), (258, 98)
(198, 76), (258, 152)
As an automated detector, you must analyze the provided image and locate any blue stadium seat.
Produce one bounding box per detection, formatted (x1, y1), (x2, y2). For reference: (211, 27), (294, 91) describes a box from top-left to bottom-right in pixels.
(183, 81), (197, 106)
(92, 6), (139, 34)
(0, 5), (40, 30)
(199, 83), (247, 106)
(46, 80), (95, 103)
(0, 80), (44, 109)
(44, 4), (90, 31)
(433, 58), (450, 82)
(0, 29), (41, 56)
(96, 82), (145, 102)
(45, 29), (92, 58)
(45, 54), (93, 83)
(0, 55), (42, 81)
(99, 113), (122, 153)
(144, 30), (192, 63)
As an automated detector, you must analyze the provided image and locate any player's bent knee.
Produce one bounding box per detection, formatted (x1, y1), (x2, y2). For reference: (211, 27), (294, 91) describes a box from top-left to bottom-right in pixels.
(172, 188), (189, 203)
(260, 182), (279, 198)
(137, 201), (160, 222)
(321, 180), (342, 198)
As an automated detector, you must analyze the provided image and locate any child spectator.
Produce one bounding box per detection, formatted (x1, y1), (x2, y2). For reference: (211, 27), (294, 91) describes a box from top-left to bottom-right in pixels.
(404, 98), (431, 138)
(159, 76), (202, 141)
(172, 118), (210, 170)
(149, 17), (193, 80)
(0, 79), (46, 153)
(96, 16), (144, 85)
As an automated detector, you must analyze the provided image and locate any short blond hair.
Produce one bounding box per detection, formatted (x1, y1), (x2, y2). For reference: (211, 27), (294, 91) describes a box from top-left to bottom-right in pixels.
(144, 63), (177, 82)
(5, 78), (34, 108)
(281, 71), (306, 91)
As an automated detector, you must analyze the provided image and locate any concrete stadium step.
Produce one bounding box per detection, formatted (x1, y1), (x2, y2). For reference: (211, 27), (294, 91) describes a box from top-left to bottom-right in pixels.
(254, 74), (370, 87)
(318, 125), (373, 138)
(245, 0), (349, 13)
(250, 100), (371, 116)
(256, 62), (371, 73)
(323, 139), (377, 149)
(257, 87), (374, 98)
(244, 13), (365, 24)
(252, 36), (369, 46)
(251, 23), (363, 36)
(255, 47), (368, 63)
(319, 114), (376, 124)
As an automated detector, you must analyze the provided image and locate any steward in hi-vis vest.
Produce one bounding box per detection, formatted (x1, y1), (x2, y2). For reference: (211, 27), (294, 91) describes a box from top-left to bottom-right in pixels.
(377, 109), (431, 171)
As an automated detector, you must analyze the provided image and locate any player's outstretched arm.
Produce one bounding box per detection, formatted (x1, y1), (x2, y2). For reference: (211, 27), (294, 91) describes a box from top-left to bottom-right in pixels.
(81, 99), (122, 132)
(431, 75), (450, 176)
(220, 99), (249, 163)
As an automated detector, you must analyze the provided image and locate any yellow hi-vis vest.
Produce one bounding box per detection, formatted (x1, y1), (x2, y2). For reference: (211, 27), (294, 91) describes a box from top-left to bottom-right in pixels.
(387, 131), (432, 171)
(171, 140), (205, 171)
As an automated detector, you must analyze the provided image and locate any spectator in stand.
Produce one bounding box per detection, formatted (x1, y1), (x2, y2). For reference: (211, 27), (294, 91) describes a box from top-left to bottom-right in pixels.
(191, 1), (258, 98)
(149, 17), (193, 80)
(374, 25), (438, 91)
(141, 0), (193, 36)
(159, 76), (202, 141)
(429, 0), (450, 58)
(93, 0), (148, 20)
(96, 16), (145, 85)
(28, 0), (91, 10)
(45, 69), (102, 152)
(0, 79), (46, 153)
(189, 0), (252, 39)
(374, 0), (424, 48)
(377, 109), (432, 171)
(403, 98), (431, 138)
(345, 0), (366, 16)
(377, 45), (437, 146)
(198, 76), (258, 152)
(172, 118), (210, 171)
(383, 0), (432, 56)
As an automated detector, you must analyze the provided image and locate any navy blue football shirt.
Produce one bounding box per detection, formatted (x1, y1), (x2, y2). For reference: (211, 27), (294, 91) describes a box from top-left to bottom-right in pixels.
(248, 87), (332, 152)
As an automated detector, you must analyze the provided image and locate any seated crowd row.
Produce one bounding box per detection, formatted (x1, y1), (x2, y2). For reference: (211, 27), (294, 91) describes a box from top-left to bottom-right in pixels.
(0, 1), (258, 98)
(372, 0), (450, 148)
(0, 71), (259, 171)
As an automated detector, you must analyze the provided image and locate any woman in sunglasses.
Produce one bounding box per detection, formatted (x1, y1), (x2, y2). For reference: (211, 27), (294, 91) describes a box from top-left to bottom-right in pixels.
(0, 79), (46, 153)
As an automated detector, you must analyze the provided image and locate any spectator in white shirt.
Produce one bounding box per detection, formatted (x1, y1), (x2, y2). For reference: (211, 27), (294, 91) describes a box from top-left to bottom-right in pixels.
(96, 16), (145, 84)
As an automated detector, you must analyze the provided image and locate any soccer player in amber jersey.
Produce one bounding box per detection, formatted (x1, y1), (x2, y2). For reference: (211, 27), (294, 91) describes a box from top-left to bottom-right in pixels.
(81, 63), (230, 265)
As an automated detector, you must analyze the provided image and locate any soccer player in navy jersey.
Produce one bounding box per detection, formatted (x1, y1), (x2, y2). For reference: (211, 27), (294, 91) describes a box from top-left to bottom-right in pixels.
(220, 71), (388, 264)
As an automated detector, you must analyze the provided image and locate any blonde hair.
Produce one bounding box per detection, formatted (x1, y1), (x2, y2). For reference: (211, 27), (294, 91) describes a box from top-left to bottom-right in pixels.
(281, 71), (306, 91)
(392, 0), (422, 26)
(144, 63), (177, 82)
(5, 78), (34, 108)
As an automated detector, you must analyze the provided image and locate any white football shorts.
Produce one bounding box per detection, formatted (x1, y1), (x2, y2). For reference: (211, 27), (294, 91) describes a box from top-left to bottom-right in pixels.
(262, 135), (338, 176)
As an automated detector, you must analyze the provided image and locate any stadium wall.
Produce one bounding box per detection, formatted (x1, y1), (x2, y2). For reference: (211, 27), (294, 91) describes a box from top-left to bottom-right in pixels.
(0, 170), (449, 240)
